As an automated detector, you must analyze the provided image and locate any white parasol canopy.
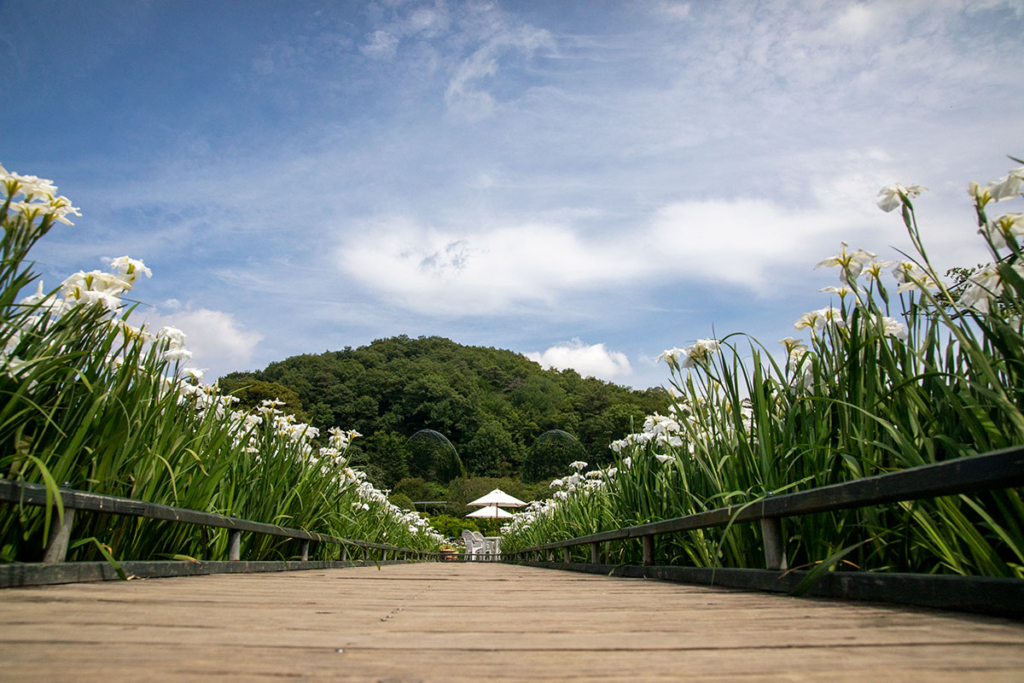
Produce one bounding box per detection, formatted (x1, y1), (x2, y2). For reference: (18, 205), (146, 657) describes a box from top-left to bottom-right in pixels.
(466, 504), (514, 519)
(467, 489), (527, 508)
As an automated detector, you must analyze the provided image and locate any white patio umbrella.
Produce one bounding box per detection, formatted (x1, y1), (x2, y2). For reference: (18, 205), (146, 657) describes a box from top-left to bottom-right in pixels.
(466, 505), (514, 519)
(467, 489), (527, 508)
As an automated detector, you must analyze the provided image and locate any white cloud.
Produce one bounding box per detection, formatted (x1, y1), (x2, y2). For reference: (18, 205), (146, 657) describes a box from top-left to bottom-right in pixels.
(362, 30), (400, 60)
(334, 165), (939, 316)
(831, 3), (883, 39)
(526, 339), (633, 381)
(136, 307), (264, 380)
(336, 217), (630, 315)
(653, 1), (692, 21)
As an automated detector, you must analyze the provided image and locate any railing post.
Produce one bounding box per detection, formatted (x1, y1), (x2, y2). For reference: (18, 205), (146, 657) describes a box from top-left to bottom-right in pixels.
(300, 540), (309, 562)
(590, 542), (599, 564)
(562, 547), (570, 564)
(546, 549), (554, 562)
(642, 535), (654, 566)
(341, 545), (348, 562)
(42, 509), (75, 564)
(760, 517), (788, 570)
(228, 529), (241, 561)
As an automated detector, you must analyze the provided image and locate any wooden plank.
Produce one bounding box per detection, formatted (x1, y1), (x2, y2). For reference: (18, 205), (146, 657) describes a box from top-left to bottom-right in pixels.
(1, 563), (1023, 681)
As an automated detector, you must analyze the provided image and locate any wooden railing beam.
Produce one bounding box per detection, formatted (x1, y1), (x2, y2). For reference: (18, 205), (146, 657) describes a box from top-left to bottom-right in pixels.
(517, 446), (1024, 555)
(0, 479), (428, 562)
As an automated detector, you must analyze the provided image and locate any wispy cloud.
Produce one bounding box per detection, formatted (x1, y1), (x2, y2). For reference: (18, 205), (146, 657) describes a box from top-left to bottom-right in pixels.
(444, 22), (555, 121)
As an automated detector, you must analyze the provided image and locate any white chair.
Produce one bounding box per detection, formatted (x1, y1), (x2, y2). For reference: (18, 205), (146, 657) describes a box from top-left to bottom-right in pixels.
(483, 536), (501, 560)
(471, 531), (493, 561)
(461, 529), (484, 561)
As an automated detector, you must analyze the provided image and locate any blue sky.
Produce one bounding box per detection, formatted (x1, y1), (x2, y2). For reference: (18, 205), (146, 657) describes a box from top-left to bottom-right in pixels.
(2, 0), (1023, 389)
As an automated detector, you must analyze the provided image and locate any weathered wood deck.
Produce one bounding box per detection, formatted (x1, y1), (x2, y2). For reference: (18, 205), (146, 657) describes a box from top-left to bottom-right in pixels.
(2, 562), (1023, 681)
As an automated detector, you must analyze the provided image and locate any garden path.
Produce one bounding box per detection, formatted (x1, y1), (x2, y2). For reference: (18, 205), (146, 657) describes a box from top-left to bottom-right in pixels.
(1, 562), (1023, 681)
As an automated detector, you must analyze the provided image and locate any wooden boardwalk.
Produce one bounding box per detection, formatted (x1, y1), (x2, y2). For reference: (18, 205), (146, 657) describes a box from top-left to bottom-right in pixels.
(1, 562), (1023, 681)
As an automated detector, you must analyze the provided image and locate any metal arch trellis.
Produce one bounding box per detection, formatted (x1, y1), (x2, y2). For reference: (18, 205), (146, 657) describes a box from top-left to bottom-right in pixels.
(533, 429), (585, 450)
(407, 429), (462, 481)
(407, 428), (460, 457)
(523, 430), (589, 482)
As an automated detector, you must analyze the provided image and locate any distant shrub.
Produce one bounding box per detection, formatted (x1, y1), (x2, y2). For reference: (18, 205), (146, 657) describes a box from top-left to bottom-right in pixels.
(428, 514), (479, 540)
(388, 493), (416, 511)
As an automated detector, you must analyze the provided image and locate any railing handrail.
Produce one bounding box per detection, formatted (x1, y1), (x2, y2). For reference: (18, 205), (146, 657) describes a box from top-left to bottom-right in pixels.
(0, 479), (435, 557)
(517, 444), (1024, 553)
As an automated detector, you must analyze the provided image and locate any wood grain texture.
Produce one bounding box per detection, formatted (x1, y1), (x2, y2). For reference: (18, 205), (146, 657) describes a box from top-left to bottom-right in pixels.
(2, 563), (1023, 681)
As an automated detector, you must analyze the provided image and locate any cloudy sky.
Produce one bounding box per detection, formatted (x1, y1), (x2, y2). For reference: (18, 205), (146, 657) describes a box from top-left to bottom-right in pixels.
(2, 0), (1023, 389)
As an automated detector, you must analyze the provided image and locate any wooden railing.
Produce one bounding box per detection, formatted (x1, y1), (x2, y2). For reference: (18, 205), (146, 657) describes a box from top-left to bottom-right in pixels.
(508, 445), (1024, 616)
(0, 479), (438, 585)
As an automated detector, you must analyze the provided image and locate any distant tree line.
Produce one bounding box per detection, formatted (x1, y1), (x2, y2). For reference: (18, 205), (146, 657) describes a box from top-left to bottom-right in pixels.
(220, 335), (669, 488)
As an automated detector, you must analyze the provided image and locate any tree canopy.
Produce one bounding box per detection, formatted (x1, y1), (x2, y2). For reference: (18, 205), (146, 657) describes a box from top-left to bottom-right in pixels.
(222, 335), (669, 488)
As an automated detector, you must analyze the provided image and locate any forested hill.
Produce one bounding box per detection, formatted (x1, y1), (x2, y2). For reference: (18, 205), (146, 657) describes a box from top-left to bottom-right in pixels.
(220, 335), (669, 487)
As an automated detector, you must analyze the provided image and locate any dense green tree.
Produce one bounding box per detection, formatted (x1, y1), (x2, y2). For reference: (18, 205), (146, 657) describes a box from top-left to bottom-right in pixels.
(388, 492), (415, 511)
(461, 421), (519, 477)
(216, 376), (309, 423)
(522, 430), (589, 483)
(393, 477), (448, 504)
(221, 335), (670, 484)
(357, 431), (410, 489)
(408, 430), (464, 483)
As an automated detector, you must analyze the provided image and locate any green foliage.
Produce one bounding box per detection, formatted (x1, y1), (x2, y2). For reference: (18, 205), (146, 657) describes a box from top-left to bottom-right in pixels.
(216, 376), (310, 423)
(461, 421), (519, 477)
(473, 518), (503, 536)
(355, 431), (410, 489)
(393, 477), (448, 503)
(388, 492), (415, 511)
(0, 168), (442, 563)
(503, 171), (1024, 578)
(222, 336), (669, 486)
(428, 514), (479, 539)
(408, 429), (464, 483)
(522, 429), (588, 483)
